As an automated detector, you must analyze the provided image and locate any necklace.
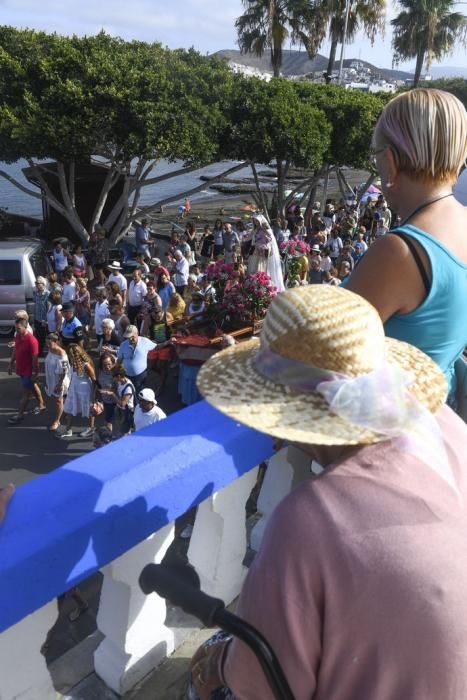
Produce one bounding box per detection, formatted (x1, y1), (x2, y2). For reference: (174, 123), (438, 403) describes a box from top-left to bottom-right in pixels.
(399, 192), (454, 227)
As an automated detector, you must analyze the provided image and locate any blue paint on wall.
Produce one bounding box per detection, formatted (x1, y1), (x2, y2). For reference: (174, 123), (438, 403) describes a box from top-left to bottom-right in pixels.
(0, 401), (274, 632)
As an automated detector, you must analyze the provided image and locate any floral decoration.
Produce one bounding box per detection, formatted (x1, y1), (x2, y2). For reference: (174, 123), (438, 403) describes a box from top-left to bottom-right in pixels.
(205, 260), (235, 300)
(279, 239), (310, 257)
(223, 271), (277, 321)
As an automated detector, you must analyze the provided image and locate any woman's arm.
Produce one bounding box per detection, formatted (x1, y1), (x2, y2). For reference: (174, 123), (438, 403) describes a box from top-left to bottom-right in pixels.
(55, 307), (63, 332)
(84, 362), (97, 383)
(117, 388), (132, 407)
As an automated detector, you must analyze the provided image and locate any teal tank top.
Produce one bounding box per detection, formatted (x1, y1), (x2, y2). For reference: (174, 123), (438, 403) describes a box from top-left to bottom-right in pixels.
(384, 225), (467, 395)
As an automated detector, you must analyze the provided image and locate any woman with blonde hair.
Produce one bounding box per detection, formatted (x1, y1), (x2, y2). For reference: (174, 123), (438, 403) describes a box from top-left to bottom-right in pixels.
(167, 292), (186, 321)
(347, 88), (467, 399)
(59, 343), (96, 439)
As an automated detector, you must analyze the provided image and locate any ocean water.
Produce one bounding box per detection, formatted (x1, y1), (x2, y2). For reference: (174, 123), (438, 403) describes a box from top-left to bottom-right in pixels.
(0, 159), (252, 219)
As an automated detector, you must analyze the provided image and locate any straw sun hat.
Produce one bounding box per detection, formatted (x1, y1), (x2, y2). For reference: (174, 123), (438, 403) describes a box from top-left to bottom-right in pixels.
(197, 286), (447, 446)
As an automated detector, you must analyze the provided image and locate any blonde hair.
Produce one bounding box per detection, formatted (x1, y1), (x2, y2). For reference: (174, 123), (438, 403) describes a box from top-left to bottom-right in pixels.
(15, 309), (29, 321)
(67, 343), (92, 375)
(167, 293), (186, 318)
(374, 88), (467, 184)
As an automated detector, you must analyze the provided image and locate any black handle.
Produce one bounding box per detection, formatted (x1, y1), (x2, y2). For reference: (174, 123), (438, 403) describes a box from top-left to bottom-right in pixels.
(139, 563), (295, 700)
(139, 563), (225, 627)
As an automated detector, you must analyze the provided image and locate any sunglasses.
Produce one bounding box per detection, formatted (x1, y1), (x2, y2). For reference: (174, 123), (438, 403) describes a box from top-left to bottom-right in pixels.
(369, 146), (387, 166)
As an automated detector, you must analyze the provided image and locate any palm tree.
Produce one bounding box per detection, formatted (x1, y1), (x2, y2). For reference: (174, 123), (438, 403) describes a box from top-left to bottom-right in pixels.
(235, 0), (322, 78)
(392, 0), (467, 88)
(313, 0), (386, 79)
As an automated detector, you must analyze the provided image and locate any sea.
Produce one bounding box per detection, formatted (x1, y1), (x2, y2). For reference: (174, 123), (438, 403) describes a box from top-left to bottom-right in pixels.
(0, 159), (252, 220)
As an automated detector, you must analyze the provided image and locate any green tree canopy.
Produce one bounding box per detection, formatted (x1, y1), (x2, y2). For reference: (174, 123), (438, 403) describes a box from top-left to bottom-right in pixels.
(296, 83), (389, 167)
(221, 76), (332, 215)
(0, 28), (235, 242)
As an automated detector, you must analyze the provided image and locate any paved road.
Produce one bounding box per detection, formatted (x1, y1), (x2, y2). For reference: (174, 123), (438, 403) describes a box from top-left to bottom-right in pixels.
(0, 337), (183, 488)
(0, 337), (94, 487)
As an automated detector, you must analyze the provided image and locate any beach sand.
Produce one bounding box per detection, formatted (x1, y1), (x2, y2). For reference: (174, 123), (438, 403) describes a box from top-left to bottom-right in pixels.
(145, 168), (371, 237)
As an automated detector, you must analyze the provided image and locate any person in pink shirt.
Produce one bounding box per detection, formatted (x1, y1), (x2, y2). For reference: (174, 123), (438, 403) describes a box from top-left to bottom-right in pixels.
(192, 285), (467, 700)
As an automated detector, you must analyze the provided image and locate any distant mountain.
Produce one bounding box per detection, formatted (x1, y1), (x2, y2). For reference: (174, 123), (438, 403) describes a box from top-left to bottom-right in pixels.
(430, 66), (467, 79)
(215, 49), (414, 82)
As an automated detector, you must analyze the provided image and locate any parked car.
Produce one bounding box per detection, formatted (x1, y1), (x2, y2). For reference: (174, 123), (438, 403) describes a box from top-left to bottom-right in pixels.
(0, 238), (53, 335)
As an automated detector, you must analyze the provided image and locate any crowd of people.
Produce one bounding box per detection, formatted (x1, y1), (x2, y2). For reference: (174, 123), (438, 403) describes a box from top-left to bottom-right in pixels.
(3, 142), (461, 438)
(3, 87), (467, 699)
(6, 247), (171, 438)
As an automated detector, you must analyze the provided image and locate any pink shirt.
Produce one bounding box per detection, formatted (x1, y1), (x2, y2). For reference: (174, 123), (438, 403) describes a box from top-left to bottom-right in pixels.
(223, 405), (467, 700)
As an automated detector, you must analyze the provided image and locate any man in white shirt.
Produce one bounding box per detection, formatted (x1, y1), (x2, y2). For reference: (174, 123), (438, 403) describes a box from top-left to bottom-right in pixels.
(127, 268), (147, 324)
(328, 230), (343, 266)
(375, 202), (392, 237)
(322, 204), (336, 232)
(353, 229), (369, 260)
(134, 388), (166, 431)
(172, 250), (189, 297)
(107, 262), (128, 304)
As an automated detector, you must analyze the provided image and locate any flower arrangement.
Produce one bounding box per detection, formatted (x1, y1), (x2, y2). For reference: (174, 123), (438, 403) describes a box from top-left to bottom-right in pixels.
(223, 271), (277, 321)
(206, 260), (235, 301)
(286, 257), (303, 287)
(279, 239), (310, 257)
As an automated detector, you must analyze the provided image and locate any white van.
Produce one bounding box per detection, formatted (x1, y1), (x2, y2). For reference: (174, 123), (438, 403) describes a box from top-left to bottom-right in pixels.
(0, 238), (53, 335)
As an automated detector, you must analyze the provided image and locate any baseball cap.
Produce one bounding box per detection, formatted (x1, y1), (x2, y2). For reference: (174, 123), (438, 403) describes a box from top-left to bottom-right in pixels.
(123, 324), (138, 338)
(138, 388), (156, 403)
(62, 302), (74, 311)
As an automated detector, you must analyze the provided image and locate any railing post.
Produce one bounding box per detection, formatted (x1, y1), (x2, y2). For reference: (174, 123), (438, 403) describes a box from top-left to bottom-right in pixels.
(0, 601), (57, 700)
(188, 467), (259, 604)
(94, 524), (175, 696)
(250, 446), (314, 551)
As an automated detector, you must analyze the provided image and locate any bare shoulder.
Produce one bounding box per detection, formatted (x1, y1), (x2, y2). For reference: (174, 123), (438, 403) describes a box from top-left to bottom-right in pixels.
(346, 235), (424, 320)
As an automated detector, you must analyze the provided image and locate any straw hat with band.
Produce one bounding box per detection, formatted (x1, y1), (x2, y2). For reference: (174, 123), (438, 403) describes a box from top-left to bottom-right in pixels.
(197, 286), (447, 448)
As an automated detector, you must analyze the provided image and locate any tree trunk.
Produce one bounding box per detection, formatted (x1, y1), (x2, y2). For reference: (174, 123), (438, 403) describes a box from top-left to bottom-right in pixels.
(91, 165), (122, 235)
(276, 159), (289, 218)
(337, 167), (357, 198)
(27, 161), (89, 243)
(284, 171), (323, 211)
(413, 47), (425, 88)
(304, 179), (319, 226)
(326, 39), (339, 79)
(271, 37), (282, 77)
(251, 162), (270, 221)
(321, 165), (331, 213)
(356, 171), (378, 206)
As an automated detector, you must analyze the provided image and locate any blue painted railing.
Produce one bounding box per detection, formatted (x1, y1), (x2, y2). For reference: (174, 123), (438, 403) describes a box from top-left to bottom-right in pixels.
(0, 400), (274, 633)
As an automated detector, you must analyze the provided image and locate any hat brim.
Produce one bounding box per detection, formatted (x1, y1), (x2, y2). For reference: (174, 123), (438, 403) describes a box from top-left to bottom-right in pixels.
(197, 338), (447, 446)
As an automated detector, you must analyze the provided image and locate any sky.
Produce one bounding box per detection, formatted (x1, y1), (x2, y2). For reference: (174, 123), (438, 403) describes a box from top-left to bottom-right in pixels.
(0, 0), (466, 72)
